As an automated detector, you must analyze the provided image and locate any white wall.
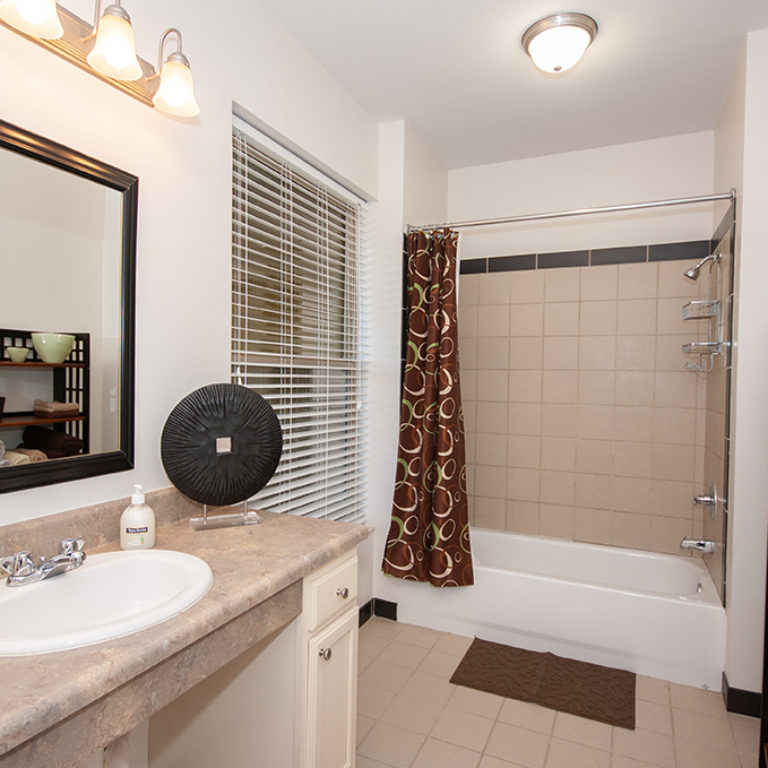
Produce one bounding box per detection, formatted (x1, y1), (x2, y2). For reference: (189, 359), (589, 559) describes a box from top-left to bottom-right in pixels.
(0, 0), (378, 523)
(448, 132), (716, 259)
(720, 29), (768, 693)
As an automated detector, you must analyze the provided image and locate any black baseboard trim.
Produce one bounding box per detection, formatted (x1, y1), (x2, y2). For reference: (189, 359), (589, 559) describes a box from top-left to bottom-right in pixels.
(358, 598), (398, 627)
(722, 672), (761, 718)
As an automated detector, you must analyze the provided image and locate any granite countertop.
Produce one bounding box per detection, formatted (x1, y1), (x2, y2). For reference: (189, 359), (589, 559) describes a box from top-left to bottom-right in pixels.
(0, 512), (368, 758)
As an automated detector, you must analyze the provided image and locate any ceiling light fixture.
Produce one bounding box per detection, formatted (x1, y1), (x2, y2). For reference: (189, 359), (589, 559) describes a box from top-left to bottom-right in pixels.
(0, 0), (63, 39)
(86, 0), (142, 81)
(152, 28), (199, 118)
(522, 12), (597, 75)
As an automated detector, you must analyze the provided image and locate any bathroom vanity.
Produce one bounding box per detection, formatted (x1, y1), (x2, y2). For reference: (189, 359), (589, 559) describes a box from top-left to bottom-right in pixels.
(0, 499), (367, 768)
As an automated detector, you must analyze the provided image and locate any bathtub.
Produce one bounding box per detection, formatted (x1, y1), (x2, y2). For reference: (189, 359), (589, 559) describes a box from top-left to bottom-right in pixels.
(397, 528), (725, 689)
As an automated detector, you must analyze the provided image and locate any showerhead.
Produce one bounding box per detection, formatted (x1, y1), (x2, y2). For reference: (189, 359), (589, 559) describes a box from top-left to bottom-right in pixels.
(683, 252), (721, 280)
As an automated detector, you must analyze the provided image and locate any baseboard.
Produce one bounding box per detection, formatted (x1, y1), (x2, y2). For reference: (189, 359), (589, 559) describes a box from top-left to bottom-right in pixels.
(358, 598), (398, 626)
(722, 672), (761, 718)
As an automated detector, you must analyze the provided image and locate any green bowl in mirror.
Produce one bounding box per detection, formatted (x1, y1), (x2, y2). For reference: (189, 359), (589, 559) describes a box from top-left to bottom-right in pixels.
(31, 333), (75, 364)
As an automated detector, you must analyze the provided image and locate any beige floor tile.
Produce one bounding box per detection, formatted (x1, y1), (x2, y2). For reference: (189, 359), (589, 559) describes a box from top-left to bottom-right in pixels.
(362, 616), (402, 640)
(545, 738), (610, 768)
(447, 685), (505, 720)
(498, 700), (556, 734)
(378, 640), (431, 669)
(552, 711), (612, 750)
(480, 756), (529, 768)
(359, 631), (392, 658)
(418, 650), (462, 678)
(611, 727), (675, 767)
(673, 737), (741, 768)
(668, 683), (727, 717)
(610, 757), (664, 768)
(357, 721), (425, 768)
(672, 708), (737, 751)
(379, 693), (445, 735)
(433, 632), (475, 657)
(485, 722), (550, 768)
(356, 755), (394, 768)
(359, 658), (413, 693)
(358, 654), (375, 675)
(357, 714), (375, 745)
(397, 623), (445, 649)
(740, 753), (757, 768)
(728, 713), (760, 757)
(400, 671), (458, 707)
(412, 737), (481, 768)
(431, 708), (494, 752)
(635, 676), (669, 706)
(635, 700), (672, 735)
(357, 682), (396, 719)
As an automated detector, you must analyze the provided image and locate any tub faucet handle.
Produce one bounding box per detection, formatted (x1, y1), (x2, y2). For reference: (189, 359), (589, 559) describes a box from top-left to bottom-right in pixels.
(680, 539), (716, 554)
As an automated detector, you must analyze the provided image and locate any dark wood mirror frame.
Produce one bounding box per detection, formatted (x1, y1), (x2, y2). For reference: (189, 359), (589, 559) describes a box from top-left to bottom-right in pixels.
(0, 119), (136, 493)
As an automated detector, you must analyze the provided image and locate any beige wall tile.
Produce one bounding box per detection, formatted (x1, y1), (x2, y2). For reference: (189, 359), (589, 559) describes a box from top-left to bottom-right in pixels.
(573, 507), (613, 544)
(475, 465), (507, 498)
(478, 304), (511, 337)
(477, 338), (510, 370)
(508, 403), (542, 436)
(476, 402), (508, 433)
(543, 370), (578, 403)
(541, 471), (575, 505)
(474, 496), (507, 530)
(653, 408), (697, 445)
(578, 405), (614, 439)
(461, 370), (477, 401)
(575, 439), (614, 475)
(459, 338), (477, 368)
(613, 441), (652, 478)
(509, 269), (544, 304)
(652, 444), (695, 482)
(458, 273), (480, 305)
(655, 334), (692, 371)
(506, 500), (540, 534)
(475, 433), (508, 467)
(615, 371), (654, 406)
(579, 336), (616, 370)
(543, 336), (579, 369)
(616, 335), (656, 371)
(649, 516), (693, 554)
(657, 297), (689, 335)
(508, 370), (542, 403)
(509, 337), (543, 370)
(507, 435), (541, 469)
(544, 302), (579, 336)
(478, 272), (511, 305)
(541, 437), (576, 471)
(578, 371), (615, 405)
(540, 504), (574, 539)
(617, 298), (657, 335)
(507, 467), (541, 502)
(612, 476), (651, 514)
(477, 370), (508, 401)
(618, 262), (658, 300)
(544, 268), (580, 301)
(657, 260), (701, 298)
(580, 265), (618, 301)
(509, 303), (543, 336)
(580, 301), (617, 335)
(459, 305), (478, 337)
(614, 406), (654, 442)
(610, 511), (652, 550)
(575, 473), (612, 509)
(542, 404), (580, 438)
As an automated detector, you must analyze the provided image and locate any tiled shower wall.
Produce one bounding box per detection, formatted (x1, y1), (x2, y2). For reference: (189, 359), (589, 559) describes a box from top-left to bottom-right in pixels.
(458, 249), (712, 555)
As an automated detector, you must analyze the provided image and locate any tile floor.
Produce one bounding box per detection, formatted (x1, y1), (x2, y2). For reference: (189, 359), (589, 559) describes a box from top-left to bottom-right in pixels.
(356, 617), (760, 768)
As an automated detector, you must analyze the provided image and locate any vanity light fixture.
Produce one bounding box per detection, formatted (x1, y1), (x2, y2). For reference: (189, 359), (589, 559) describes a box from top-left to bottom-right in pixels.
(86, 0), (142, 81)
(152, 27), (199, 117)
(0, 0), (63, 39)
(522, 12), (597, 75)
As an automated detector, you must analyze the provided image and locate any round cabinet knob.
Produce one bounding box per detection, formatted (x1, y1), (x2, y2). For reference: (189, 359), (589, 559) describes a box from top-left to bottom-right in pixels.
(319, 647), (333, 661)
(336, 587), (350, 599)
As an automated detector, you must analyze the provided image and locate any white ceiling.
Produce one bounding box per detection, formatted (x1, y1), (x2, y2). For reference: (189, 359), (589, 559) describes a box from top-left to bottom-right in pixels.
(258, 0), (768, 169)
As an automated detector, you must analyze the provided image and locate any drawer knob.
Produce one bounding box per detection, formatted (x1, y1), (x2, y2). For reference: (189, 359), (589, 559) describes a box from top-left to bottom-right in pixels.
(336, 587), (350, 599)
(319, 647), (333, 661)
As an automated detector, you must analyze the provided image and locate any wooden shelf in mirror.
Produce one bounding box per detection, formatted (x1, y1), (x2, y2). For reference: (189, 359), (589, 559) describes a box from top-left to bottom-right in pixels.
(0, 414), (85, 428)
(0, 361), (86, 368)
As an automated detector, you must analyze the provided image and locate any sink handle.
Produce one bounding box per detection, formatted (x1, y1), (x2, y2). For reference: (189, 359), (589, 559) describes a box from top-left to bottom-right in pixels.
(59, 538), (85, 555)
(1, 552), (36, 577)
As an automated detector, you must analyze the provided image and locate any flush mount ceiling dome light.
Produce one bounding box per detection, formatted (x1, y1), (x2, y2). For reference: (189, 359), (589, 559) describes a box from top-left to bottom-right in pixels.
(522, 12), (597, 74)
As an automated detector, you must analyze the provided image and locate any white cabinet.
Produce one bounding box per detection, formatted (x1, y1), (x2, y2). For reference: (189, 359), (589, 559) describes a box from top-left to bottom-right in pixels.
(299, 552), (358, 768)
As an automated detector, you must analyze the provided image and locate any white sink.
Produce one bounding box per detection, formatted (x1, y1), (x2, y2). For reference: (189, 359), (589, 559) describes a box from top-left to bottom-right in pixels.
(0, 549), (213, 655)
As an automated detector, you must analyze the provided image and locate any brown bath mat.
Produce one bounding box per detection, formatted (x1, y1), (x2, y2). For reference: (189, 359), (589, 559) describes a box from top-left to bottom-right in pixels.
(450, 638), (636, 729)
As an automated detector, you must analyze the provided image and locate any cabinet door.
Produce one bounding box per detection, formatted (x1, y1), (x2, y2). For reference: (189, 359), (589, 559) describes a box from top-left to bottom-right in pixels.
(306, 608), (357, 768)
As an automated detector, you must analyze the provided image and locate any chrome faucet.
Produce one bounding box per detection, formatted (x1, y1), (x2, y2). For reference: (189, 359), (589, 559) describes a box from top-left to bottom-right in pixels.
(0, 538), (86, 587)
(680, 538), (716, 554)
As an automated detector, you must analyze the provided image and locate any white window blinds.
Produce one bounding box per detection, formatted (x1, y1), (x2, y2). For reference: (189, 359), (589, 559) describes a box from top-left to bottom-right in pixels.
(231, 127), (366, 524)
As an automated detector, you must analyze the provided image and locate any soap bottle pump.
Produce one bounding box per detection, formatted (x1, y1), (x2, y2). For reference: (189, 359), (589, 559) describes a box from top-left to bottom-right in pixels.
(120, 484), (156, 550)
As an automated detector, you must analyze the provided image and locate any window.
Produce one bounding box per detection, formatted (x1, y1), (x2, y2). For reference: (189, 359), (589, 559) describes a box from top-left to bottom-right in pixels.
(231, 125), (365, 524)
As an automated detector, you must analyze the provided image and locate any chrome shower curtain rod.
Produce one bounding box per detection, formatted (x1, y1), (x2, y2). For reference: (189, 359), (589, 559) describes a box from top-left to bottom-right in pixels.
(407, 189), (735, 233)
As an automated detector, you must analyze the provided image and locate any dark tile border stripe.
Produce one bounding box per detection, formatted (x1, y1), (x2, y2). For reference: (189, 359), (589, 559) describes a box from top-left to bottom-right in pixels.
(537, 250), (588, 269)
(722, 672), (761, 718)
(459, 258), (487, 274)
(488, 254), (535, 272)
(649, 240), (710, 262)
(591, 246), (646, 266)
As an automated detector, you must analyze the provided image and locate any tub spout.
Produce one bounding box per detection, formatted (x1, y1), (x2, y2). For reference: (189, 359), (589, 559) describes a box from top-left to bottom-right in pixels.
(680, 539), (716, 554)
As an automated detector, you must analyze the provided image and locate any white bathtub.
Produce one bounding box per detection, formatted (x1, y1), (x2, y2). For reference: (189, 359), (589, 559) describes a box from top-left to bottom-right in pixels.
(397, 528), (725, 689)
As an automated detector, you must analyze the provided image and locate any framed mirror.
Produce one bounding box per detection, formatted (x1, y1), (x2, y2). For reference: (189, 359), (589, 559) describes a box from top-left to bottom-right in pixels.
(0, 119), (136, 493)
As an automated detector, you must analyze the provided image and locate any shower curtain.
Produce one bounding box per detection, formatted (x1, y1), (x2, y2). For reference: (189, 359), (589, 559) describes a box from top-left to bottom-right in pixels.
(381, 229), (474, 587)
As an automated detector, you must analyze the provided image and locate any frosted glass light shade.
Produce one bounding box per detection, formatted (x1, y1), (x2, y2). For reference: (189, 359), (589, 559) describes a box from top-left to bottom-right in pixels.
(153, 57), (199, 117)
(87, 8), (142, 81)
(0, 0), (63, 39)
(522, 13), (597, 75)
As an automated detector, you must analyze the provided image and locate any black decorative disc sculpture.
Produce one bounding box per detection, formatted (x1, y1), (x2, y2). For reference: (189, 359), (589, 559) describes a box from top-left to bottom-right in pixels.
(161, 384), (283, 507)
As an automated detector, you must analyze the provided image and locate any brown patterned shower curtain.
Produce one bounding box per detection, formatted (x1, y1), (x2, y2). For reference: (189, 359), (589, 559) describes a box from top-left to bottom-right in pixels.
(381, 229), (474, 587)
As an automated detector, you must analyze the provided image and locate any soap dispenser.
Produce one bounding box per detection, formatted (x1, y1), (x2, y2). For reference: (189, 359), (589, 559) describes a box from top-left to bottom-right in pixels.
(120, 484), (156, 550)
